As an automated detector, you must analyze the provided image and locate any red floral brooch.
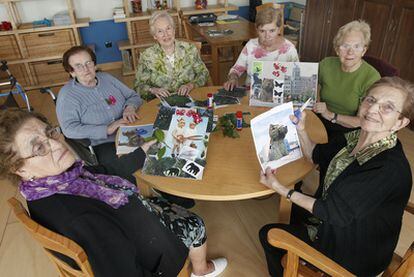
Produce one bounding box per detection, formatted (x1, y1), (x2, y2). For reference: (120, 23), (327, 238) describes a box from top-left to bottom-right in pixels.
(105, 95), (116, 105)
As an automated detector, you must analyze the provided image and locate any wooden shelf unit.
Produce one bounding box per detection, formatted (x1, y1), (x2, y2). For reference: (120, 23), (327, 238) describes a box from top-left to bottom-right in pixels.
(0, 0), (89, 90)
(116, 0), (237, 75)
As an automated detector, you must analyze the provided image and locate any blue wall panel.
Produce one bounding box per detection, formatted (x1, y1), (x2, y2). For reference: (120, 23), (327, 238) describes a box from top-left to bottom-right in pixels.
(79, 20), (128, 64)
(80, 6), (250, 64)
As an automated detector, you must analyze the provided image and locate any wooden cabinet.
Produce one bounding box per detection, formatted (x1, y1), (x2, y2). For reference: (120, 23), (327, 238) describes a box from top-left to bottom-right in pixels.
(301, 0), (414, 82)
(115, 0), (238, 75)
(0, 0), (89, 90)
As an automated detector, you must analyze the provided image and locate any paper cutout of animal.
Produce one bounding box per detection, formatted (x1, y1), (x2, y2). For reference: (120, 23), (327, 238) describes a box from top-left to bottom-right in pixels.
(164, 167), (181, 177)
(119, 130), (145, 147)
(258, 78), (274, 102)
(273, 79), (284, 104)
(268, 124), (289, 161)
(185, 162), (200, 175)
(251, 72), (262, 99)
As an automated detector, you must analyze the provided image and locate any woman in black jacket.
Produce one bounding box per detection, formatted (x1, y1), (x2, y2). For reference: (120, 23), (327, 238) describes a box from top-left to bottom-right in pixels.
(259, 77), (414, 276)
(0, 108), (227, 277)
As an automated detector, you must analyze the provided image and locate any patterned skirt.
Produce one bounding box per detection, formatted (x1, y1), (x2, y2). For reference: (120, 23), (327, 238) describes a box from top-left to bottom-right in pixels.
(137, 195), (207, 248)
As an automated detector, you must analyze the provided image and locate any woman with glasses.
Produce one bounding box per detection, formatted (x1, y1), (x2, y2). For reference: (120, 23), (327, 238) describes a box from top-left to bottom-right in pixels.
(314, 20), (381, 139)
(0, 108), (227, 277)
(56, 46), (144, 185)
(134, 11), (209, 101)
(259, 77), (414, 276)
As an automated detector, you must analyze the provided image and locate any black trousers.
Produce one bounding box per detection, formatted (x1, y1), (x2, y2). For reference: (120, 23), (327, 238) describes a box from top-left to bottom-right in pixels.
(259, 204), (314, 277)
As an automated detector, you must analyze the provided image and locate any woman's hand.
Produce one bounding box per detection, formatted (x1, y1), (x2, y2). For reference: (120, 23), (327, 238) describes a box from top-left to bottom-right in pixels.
(289, 109), (307, 131)
(223, 74), (239, 91)
(313, 102), (334, 121)
(150, 87), (170, 98)
(260, 168), (287, 196)
(107, 118), (128, 135)
(140, 139), (157, 153)
(177, 83), (194, 96)
(123, 105), (139, 123)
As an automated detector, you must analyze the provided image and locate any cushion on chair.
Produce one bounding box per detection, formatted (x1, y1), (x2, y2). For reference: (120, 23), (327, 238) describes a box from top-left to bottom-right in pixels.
(363, 55), (399, 77)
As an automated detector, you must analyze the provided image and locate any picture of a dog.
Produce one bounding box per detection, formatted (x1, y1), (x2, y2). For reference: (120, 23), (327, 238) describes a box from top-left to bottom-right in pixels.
(119, 130), (145, 147)
(258, 78), (274, 102)
(268, 124), (289, 161)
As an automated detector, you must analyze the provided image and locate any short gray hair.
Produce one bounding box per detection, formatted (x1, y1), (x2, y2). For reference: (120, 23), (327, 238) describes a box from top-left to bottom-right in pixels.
(333, 20), (371, 50)
(149, 11), (175, 36)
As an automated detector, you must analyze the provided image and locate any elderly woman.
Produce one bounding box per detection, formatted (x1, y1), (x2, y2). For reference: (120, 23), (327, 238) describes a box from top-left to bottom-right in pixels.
(56, 46), (144, 184)
(314, 20), (381, 138)
(224, 7), (299, 91)
(0, 108), (227, 277)
(134, 11), (209, 101)
(259, 77), (413, 276)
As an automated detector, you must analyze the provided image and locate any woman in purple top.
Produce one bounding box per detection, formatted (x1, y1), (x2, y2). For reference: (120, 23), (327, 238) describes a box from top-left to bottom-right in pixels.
(0, 108), (227, 277)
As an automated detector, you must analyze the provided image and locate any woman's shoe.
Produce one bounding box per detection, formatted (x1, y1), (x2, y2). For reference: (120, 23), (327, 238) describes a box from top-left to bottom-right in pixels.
(190, 257), (228, 277)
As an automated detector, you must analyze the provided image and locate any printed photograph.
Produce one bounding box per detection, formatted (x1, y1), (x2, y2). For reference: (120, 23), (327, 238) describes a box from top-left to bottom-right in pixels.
(142, 106), (213, 180)
(116, 124), (154, 155)
(250, 61), (318, 108)
(251, 102), (302, 171)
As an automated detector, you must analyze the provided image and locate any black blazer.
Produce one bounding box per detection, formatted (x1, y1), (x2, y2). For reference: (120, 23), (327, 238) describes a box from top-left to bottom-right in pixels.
(312, 135), (412, 276)
(28, 191), (188, 277)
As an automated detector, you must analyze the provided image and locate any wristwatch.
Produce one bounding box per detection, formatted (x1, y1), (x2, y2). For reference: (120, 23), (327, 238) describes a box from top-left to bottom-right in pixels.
(286, 189), (295, 201)
(330, 113), (338, 123)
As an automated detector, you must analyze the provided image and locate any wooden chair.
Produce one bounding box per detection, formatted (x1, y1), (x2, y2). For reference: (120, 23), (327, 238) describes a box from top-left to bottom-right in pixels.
(179, 10), (213, 67)
(267, 203), (414, 276)
(256, 3), (284, 36)
(7, 197), (94, 277)
(7, 197), (192, 277)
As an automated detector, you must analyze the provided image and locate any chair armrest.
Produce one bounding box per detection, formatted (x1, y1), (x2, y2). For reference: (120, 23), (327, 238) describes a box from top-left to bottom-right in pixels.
(267, 228), (354, 276)
(405, 202), (414, 215)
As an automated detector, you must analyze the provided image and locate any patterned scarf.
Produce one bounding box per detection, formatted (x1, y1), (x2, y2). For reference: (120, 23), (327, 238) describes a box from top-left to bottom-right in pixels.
(19, 161), (138, 209)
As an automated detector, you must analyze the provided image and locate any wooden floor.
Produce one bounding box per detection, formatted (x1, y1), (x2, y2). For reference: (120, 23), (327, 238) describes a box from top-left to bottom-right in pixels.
(1, 69), (414, 276)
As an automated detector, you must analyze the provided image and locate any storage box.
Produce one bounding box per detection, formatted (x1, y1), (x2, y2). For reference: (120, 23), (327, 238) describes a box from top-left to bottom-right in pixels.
(21, 29), (76, 58)
(0, 35), (22, 61)
(30, 59), (69, 85)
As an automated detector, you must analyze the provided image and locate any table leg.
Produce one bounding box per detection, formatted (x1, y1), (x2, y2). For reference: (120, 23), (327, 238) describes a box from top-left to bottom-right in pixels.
(278, 196), (292, 224)
(211, 45), (219, 85)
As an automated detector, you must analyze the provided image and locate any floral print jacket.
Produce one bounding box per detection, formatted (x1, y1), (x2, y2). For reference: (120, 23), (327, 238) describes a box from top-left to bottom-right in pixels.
(134, 40), (209, 101)
(229, 38), (299, 86)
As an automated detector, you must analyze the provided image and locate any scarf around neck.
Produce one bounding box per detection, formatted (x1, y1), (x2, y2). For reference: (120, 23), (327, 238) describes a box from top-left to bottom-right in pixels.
(19, 161), (138, 209)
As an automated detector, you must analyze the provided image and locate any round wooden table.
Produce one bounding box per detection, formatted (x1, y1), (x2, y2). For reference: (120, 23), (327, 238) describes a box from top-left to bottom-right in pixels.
(135, 87), (327, 221)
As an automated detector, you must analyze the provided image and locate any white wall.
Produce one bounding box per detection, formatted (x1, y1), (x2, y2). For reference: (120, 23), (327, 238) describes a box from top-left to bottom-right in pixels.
(0, 0), (306, 23)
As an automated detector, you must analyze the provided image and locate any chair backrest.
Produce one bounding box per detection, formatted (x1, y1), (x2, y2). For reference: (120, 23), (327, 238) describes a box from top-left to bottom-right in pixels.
(7, 197), (94, 277)
(256, 3), (284, 36)
(269, 203), (414, 277)
(363, 55), (400, 77)
(179, 10), (193, 40)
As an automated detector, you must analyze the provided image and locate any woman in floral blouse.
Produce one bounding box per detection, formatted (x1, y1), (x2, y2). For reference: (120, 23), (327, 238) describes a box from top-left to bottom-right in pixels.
(224, 7), (299, 91)
(134, 11), (209, 101)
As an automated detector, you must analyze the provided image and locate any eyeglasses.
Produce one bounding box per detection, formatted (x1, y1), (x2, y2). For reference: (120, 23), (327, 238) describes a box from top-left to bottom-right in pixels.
(72, 60), (95, 71)
(22, 126), (62, 160)
(339, 43), (365, 52)
(156, 25), (174, 37)
(360, 96), (402, 115)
